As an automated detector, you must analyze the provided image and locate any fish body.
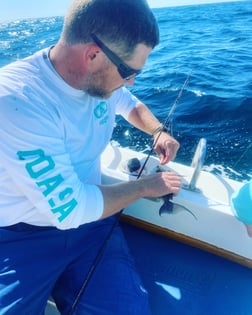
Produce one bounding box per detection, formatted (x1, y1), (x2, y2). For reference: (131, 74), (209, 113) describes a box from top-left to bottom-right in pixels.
(159, 194), (174, 214)
(159, 192), (197, 220)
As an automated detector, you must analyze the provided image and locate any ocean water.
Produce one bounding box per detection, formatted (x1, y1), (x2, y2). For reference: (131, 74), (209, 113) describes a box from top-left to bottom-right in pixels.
(0, 1), (251, 182)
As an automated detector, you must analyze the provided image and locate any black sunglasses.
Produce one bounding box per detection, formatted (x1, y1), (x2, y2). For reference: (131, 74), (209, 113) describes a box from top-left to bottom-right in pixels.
(91, 33), (141, 80)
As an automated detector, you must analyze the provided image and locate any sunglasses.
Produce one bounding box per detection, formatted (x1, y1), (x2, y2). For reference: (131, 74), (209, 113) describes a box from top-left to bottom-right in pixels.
(91, 33), (141, 80)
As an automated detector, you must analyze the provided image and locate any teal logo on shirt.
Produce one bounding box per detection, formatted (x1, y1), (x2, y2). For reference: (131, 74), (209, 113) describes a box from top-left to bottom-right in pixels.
(17, 149), (78, 223)
(94, 101), (108, 125)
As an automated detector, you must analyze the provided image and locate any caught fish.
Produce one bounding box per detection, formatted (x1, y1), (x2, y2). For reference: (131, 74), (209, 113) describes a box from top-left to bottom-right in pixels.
(151, 165), (197, 220)
(159, 193), (197, 220)
(159, 193), (174, 214)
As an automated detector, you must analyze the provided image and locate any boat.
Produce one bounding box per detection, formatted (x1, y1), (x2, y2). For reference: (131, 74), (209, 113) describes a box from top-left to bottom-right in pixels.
(101, 139), (252, 267)
(46, 139), (252, 314)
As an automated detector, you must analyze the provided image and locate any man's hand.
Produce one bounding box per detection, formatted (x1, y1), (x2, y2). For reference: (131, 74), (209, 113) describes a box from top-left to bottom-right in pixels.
(153, 132), (180, 165)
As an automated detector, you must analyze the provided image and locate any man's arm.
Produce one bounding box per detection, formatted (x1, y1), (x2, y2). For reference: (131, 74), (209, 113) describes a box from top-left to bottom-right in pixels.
(127, 102), (180, 164)
(99, 171), (181, 219)
(99, 101), (182, 219)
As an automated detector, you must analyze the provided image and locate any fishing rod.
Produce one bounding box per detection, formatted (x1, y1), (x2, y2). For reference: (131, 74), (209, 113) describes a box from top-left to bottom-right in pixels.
(68, 70), (192, 315)
(137, 69), (193, 178)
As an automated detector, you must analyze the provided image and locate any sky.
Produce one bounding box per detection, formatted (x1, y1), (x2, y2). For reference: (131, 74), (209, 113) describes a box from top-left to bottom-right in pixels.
(0, 0), (247, 22)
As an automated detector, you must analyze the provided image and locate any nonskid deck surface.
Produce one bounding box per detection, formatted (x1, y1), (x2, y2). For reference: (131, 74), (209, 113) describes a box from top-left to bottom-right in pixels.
(46, 222), (252, 315)
(121, 222), (252, 315)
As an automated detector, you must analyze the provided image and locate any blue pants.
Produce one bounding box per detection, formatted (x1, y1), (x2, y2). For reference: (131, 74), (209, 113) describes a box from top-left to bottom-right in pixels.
(0, 217), (151, 315)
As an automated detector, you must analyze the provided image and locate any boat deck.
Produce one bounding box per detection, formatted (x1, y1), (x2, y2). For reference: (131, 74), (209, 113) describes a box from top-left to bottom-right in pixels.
(46, 222), (252, 315)
(123, 222), (252, 315)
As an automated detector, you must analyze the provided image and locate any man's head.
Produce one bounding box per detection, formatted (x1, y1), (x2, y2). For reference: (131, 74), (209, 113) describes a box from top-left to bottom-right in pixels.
(61, 0), (159, 59)
(52, 0), (159, 98)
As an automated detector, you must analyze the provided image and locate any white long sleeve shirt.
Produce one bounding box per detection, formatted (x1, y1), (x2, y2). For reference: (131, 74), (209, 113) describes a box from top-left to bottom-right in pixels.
(0, 47), (139, 229)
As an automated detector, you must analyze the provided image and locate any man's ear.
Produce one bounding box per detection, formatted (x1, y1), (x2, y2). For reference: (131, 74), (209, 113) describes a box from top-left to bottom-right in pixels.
(83, 44), (105, 74)
(83, 45), (104, 73)
(85, 44), (100, 62)
(88, 50), (99, 61)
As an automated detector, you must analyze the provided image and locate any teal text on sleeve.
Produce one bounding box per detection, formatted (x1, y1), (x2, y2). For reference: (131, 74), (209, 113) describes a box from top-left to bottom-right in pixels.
(17, 149), (78, 223)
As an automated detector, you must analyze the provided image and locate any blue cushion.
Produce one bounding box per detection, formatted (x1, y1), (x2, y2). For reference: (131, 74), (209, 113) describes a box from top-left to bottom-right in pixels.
(231, 180), (252, 224)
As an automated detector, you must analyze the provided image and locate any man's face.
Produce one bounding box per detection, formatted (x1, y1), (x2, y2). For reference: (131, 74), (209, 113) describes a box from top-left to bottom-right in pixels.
(82, 43), (152, 99)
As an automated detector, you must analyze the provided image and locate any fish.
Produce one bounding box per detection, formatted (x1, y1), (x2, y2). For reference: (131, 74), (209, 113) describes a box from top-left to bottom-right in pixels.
(159, 193), (198, 220)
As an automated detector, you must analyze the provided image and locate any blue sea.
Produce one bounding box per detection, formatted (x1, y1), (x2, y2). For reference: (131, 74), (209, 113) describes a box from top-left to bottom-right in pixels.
(0, 1), (251, 182)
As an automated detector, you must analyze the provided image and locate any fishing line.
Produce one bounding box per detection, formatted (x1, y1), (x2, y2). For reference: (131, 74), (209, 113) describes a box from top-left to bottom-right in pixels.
(67, 70), (192, 314)
(232, 142), (252, 170)
(67, 211), (122, 315)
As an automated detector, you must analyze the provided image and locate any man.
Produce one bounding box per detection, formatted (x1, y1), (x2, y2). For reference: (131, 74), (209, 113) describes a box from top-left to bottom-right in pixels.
(0, 0), (181, 314)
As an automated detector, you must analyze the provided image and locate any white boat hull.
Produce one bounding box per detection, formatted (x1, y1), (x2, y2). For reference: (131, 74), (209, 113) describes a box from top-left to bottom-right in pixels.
(101, 143), (251, 267)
